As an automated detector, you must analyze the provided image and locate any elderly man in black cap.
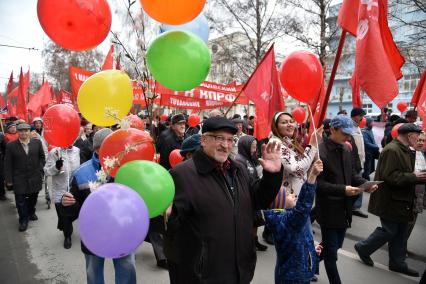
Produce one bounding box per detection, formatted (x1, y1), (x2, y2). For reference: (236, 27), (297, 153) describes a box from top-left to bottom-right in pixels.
(4, 123), (45, 231)
(354, 123), (426, 277)
(166, 116), (283, 284)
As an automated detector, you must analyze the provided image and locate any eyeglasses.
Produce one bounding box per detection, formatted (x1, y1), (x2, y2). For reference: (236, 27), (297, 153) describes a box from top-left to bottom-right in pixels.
(205, 134), (234, 145)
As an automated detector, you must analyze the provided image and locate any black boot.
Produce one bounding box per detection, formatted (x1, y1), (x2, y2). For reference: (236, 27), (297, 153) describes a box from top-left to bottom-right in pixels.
(255, 236), (268, 251)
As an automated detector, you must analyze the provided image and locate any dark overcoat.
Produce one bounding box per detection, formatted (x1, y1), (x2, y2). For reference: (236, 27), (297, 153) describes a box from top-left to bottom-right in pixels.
(4, 138), (45, 195)
(166, 149), (283, 284)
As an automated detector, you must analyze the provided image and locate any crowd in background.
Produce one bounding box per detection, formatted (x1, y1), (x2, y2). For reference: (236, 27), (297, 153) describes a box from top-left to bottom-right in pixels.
(0, 106), (425, 284)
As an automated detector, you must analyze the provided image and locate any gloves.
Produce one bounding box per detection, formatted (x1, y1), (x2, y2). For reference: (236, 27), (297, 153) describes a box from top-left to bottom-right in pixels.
(55, 159), (64, 170)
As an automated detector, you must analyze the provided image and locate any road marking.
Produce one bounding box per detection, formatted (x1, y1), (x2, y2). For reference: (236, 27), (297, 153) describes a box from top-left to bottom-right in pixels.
(313, 241), (418, 281)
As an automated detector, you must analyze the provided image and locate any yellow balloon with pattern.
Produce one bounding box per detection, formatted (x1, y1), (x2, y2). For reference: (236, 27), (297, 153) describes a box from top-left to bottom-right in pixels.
(78, 70), (133, 126)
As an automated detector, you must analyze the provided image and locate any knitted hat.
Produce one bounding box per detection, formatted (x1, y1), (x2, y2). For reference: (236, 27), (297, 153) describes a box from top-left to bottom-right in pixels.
(93, 128), (112, 149)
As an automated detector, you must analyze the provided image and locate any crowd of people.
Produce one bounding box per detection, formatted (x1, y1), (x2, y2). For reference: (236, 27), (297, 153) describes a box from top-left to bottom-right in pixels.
(1, 106), (425, 284)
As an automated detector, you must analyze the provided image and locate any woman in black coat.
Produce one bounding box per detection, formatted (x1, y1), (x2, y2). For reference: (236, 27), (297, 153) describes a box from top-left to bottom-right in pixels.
(235, 135), (268, 251)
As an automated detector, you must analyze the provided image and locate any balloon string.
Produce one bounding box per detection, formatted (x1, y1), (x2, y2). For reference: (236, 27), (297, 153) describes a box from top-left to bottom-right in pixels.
(307, 105), (320, 160)
(64, 148), (70, 193)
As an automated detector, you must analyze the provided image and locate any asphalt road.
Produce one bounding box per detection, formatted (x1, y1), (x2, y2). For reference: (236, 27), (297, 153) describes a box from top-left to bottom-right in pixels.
(0, 188), (424, 283)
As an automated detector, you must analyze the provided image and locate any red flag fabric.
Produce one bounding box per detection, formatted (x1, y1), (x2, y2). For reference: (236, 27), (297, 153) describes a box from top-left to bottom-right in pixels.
(415, 71), (426, 128)
(308, 81), (327, 141)
(102, 45), (114, 70)
(6, 71), (14, 96)
(241, 45), (285, 140)
(350, 72), (363, 107)
(69, 66), (95, 99)
(349, 0), (405, 109)
(16, 68), (29, 121)
(337, 0), (359, 36)
(411, 69), (426, 106)
(28, 81), (53, 117)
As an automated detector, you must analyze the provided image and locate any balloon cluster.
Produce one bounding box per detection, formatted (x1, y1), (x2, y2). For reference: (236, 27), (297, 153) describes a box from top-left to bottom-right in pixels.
(36, 0), (195, 258)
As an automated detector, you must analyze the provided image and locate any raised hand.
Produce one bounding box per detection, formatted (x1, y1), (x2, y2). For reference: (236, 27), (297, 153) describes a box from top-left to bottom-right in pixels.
(258, 140), (282, 173)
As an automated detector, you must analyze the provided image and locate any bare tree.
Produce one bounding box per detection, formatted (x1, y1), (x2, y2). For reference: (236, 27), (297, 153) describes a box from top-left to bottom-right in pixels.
(389, 0), (426, 72)
(284, 0), (339, 67)
(109, 0), (160, 120)
(42, 40), (103, 90)
(206, 0), (299, 82)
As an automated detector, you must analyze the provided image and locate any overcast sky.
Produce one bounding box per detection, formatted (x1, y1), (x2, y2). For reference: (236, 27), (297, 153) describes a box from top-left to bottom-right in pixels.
(0, 0), (342, 89)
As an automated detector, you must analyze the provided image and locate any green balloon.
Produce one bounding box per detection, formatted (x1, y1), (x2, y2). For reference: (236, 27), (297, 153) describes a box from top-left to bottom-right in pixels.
(146, 30), (211, 91)
(115, 160), (175, 218)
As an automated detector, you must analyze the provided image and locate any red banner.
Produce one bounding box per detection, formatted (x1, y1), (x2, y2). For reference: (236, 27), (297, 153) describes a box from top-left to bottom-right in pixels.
(69, 66), (95, 98)
(70, 65), (248, 109)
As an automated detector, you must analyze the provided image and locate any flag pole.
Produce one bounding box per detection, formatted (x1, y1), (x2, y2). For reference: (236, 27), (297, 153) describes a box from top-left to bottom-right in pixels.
(321, 30), (347, 124)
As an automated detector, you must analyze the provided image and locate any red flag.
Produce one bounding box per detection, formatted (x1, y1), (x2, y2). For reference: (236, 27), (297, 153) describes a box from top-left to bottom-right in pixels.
(6, 71), (14, 96)
(337, 0), (359, 36)
(102, 45), (114, 70)
(69, 65), (95, 100)
(16, 68), (29, 121)
(241, 45), (285, 140)
(28, 81), (53, 117)
(411, 69), (426, 106)
(308, 81), (327, 141)
(349, 0), (404, 109)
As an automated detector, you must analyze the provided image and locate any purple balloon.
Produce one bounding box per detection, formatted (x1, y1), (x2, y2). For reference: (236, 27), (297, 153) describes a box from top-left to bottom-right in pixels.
(79, 183), (149, 258)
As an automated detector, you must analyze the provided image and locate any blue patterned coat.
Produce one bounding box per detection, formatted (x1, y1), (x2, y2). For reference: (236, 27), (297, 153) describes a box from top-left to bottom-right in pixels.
(264, 182), (318, 284)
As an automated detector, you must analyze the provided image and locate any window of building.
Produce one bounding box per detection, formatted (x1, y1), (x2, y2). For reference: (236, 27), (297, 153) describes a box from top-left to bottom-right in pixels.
(363, 103), (373, 113)
(403, 74), (420, 92)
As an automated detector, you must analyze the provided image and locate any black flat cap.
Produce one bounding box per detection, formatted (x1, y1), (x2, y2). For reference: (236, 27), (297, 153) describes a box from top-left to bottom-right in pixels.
(202, 117), (237, 134)
(351, 108), (366, 117)
(397, 123), (422, 135)
(171, 114), (186, 124)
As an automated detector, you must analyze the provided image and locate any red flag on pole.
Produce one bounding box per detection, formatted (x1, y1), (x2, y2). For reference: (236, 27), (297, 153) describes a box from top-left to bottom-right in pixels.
(6, 71), (14, 96)
(17, 68), (29, 121)
(102, 45), (114, 70)
(411, 69), (426, 106)
(28, 81), (53, 117)
(339, 0), (404, 108)
(241, 45), (285, 140)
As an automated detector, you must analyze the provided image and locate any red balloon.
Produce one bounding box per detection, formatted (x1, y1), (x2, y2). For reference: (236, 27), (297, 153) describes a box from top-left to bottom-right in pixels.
(188, 114), (201, 127)
(292, 107), (306, 124)
(37, 0), (112, 51)
(397, 101), (407, 113)
(279, 51), (323, 103)
(359, 117), (367, 129)
(99, 128), (155, 177)
(169, 149), (184, 168)
(126, 114), (145, 131)
(43, 104), (80, 148)
(391, 123), (403, 139)
(160, 114), (168, 122)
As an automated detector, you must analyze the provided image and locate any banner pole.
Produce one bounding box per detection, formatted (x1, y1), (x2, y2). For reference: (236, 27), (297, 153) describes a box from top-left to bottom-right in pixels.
(320, 30), (347, 125)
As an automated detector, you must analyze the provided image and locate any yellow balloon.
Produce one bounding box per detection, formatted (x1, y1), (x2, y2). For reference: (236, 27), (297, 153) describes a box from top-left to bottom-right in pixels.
(78, 70), (133, 126)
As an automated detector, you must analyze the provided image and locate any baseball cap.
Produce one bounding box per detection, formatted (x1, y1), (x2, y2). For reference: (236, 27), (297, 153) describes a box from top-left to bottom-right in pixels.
(330, 114), (354, 135)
